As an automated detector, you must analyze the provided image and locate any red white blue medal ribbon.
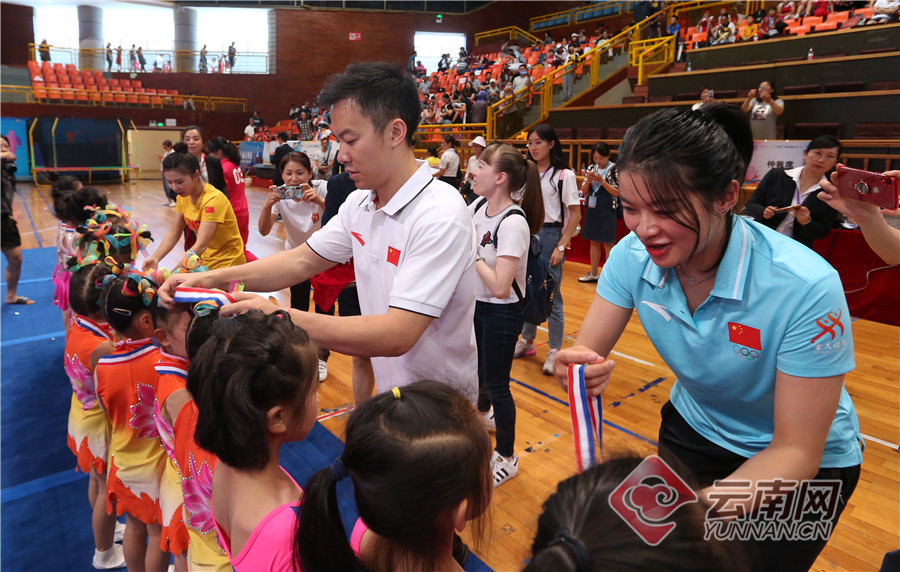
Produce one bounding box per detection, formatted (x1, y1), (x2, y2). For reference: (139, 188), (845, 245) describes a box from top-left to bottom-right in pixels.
(173, 286), (236, 308)
(568, 363), (602, 473)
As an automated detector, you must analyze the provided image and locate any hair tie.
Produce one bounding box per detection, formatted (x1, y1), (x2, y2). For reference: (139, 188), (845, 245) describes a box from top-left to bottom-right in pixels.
(546, 529), (592, 572)
(96, 273), (117, 290)
(392, 387), (401, 400)
(329, 458), (349, 481)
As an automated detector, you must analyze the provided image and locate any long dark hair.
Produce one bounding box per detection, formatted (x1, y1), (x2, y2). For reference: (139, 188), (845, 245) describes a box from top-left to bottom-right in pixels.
(527, 123), (570, 172)
(99, 273), (157, 336)
(525, 454), (745, 572)
(295, 381), (492, 572)
(206, 136), (241, 165)
(617, 103), (753, 271)
(68, 262), (113, 317)
(481, 143), (544, 234)
(188, 310), (318, 471)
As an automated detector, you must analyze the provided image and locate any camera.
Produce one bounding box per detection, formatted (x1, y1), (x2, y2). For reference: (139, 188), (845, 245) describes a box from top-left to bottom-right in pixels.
(276, 184), (301, 200)
(836, 167), (899, 209)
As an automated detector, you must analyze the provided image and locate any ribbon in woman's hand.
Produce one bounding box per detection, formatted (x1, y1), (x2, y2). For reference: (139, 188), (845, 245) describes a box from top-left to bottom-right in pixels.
(568, 363), (603, 473)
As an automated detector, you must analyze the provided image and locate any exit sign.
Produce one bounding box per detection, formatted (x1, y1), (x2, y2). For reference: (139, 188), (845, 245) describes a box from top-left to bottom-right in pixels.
(349, 32), (362, 41)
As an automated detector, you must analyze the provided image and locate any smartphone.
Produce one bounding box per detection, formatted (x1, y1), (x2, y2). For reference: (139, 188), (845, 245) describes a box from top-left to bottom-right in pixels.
(836, 167), (899, 209)
(707, 89), (714, 98)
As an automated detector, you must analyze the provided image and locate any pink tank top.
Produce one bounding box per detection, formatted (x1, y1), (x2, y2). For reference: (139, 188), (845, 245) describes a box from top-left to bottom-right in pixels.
(213, 467), (301, 572)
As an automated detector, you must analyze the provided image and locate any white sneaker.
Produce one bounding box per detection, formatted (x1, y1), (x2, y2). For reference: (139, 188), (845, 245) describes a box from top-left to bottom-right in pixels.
(113, 520), (125, 543)
(578, 272), (599, 283)
(491, 452), (518, 487)
(513, 338), (536, 358)
(482, 406), (496, 431)
(318, 359), (327, 382)
(92, 545), (125, 570)
(542, 349), (558, 376)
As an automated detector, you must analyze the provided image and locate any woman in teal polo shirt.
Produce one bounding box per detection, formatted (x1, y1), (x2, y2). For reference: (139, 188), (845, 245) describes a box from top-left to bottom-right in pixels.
(555, 104), (861, 572)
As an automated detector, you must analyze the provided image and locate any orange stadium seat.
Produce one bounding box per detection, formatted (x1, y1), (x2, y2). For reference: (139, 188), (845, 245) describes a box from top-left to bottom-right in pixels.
(828, 11), (850, 23)
(815, 20), (838, 32)
(32, 85), (47, 101)
(120, 79), (131, 87)
(61, 88), (75, 102)
(102, 91), (115, 104)
(138, 93), (150, 105)
(132, 80), (142, 89)
(47, 88), (61, 101)
(802, 15), (823, 27)
(789, 24), (810, 35)
(53, 63), (64, 74)
(98, 84), (110, 92)
(89, 91), (101, 104)
(75, 89), (89, 103)
(114, 92), (126, 104)
(108, 78), (119, 86)
(151, 94), (163, 106)
(122, 87), (133, 93)
(92, 70), (103, 79)
(126, 93), (139, 104)
(95, 77), (107, 86)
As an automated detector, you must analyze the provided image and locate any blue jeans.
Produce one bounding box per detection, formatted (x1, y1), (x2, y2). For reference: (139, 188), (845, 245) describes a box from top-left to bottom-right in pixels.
(475, 301), (523, 458)
(521, 225), (564, 350)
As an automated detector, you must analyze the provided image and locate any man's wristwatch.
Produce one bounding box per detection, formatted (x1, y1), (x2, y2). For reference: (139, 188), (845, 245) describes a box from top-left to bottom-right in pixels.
(557, 245), (565, 252)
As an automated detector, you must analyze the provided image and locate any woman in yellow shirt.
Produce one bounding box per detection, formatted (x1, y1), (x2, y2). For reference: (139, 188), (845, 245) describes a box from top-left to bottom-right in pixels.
(144, 153), (246, 271)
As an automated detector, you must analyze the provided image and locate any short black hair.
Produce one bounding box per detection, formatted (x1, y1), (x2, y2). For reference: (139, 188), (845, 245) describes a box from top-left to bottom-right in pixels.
(68, 262), (113, 317)
(162, 152), (200, 174)
(54, 186), (107, 226)
(277, 131), (289, 142)
(807, 135), (842, 156)
(318, 62), (420, 146)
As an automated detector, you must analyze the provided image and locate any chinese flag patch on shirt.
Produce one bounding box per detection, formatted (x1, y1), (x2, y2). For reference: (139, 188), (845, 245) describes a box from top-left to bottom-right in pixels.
(728, 322), (761, 351)
(204, 206), (215, 214)
(386, 246), (401, 266)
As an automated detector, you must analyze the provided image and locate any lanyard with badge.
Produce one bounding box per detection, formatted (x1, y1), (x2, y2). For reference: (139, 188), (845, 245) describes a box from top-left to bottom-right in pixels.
(587, 163), (611, 209)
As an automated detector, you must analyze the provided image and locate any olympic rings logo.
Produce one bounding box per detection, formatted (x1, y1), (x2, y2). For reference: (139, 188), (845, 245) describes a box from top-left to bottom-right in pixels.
(733, 345), (760, 360)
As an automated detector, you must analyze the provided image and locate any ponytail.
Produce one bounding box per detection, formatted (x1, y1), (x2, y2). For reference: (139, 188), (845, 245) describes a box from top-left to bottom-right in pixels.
(295, 467), (366, 572)
(521, 159), (544, 234)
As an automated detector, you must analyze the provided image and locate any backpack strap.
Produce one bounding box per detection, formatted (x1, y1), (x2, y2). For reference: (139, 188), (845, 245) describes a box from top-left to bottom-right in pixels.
(492, 206), (527, 305)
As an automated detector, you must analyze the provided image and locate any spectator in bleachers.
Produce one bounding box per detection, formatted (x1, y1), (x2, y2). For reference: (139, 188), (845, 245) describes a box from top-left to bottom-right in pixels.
(415, 60), (426, 78)
(313, 137), (335, 182)
(39, 39), (50, 62)
(296, 111), (315, 141)
(868, 0), (900, 23)
(778, 1), (797, 18)
(426, 145), (441, 168)
(710, 14), (737, 45)
(487, 79), (501, 104)
(562, 45), (578, 102)
(691, 87), (716, 110)
(741, 81), (784, 140)
(421, 99), (438, 125)
(228, 42), (237, 72)
(471, 91), (489, 125)
(433, 135), (461, 188)
(199, 44), (207, 72)
(543, 32), (554, 45)
(289, 103), (300, 119)
(128, 45), (136, 71)
(462, 136), (486, 200)
(251, 110), (264, 129)
(740, 15), (759, 41)
(439, 94), (458, 124)
(116, 45), (122, 71)
(696, 8), (714, 33)
(270, 132), (293, 187)
(243, 118), (255, 141)
(407, 50), (417, 76)
(742, 135), (842, 248)
(462, 80), (475, 99)
(758, 7), (788, 37)
(137, 47), (146, 72)
(792, 0), (834, 18)
(106, 43), (113, 71)
(512, 66), (532, 96)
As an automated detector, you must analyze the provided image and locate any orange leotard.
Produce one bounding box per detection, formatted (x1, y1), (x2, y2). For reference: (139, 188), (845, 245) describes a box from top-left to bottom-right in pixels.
(174, 400), (230, 571)
(65, 316), (113, 474)
(155, 353), (190, 555)
(95, 338), (166, 524)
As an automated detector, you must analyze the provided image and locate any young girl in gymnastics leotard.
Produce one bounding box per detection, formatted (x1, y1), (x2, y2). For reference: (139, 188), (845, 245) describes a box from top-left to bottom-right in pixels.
(188, 310), (319, 572)
(295, 380), (493, 572)
(149, 296), (194, 572)
(64, 259), (124, 570)
(95, 271), (170, 572)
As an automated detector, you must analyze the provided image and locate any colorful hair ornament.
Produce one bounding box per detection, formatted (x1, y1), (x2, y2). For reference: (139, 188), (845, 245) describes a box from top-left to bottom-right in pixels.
(96, 273), (117, 290)
(178, 249), (208, 273)
(172, 287), (236, 316)
(120, 267), (159, 307)
(69, 253), (101, 274)
(104, 256), (127, 277)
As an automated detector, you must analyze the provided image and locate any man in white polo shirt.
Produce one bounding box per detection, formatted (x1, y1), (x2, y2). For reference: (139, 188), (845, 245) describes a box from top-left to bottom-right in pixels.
(158, 62), (478, 404)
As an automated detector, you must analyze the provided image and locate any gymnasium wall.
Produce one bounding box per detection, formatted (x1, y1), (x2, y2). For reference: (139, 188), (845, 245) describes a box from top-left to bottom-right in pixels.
(1, 3), (34, 67)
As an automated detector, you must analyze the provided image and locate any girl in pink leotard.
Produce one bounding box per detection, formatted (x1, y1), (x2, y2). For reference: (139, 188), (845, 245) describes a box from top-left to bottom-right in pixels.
(188, 310), (319, 572)
(296, 380), (494, 572)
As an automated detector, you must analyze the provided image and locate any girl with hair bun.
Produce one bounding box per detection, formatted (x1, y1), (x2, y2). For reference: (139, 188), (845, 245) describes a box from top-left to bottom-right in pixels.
(95, 271), (170, 572)
(296, 380), (492, 572)
(470, 143), (544, 487)
(188, 310), (320, 572)
(64, 259), (124, 569)
(554, 103), (861, 571)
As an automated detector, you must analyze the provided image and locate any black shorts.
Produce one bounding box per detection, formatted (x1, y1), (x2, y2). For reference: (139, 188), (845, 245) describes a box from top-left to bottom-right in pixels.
(657, 401), (860, 572)
(1, 214), (21, 248)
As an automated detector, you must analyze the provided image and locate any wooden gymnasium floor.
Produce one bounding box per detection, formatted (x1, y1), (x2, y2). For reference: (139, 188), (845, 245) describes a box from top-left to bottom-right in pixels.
(10, 178), (899, 571)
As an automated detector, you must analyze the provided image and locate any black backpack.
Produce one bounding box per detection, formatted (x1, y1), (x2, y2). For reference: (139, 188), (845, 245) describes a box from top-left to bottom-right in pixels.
(474, 199), (556, 324)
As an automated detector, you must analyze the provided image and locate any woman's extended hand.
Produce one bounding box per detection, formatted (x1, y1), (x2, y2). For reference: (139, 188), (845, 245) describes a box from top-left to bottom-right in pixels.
(219, 291), (281, 318)
(553, 345), (616, 396)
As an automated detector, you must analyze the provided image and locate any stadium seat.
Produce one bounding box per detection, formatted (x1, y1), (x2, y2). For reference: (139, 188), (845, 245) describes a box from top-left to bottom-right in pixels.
(75, 90), (89, 104)
(109, 78), (119, 86)
(114, 92), (127, 104)
(855, 6), (874, 19)
(622, 96), (645, 104)
(89, 91), (101, 104)
(783, 84), (822, 95)
(873, 80), (900, 90)
(120, 79), (131, 87)
(132, 80), (142, 89)
(92, 70), (103, 78)
(854, 122), (900, 139)
(827, 11), (850, 23)
(714, 89), (737, 98)
(138, 94), (150, 105)
(648, 95), (674, 102)
(122, 87), (134, 93)
(53, 63), (64, 74)
(151, 95), (163, 106)
(802, 16), (823, 27)
(787, 25), (810, 35)
(824, 81), (865, 93)
(32, 85), (47, 101)
(607, 127), (628, 139)
(578, 127), (604, 139)
(793, 122), (840, 138)
(47, 88), (61, 101)
(814, 21), (838, 32)
(126, 93), (139, 104)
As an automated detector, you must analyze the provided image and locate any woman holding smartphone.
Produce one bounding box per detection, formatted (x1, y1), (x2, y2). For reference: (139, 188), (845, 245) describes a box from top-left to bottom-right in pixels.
(577, 142), (620, 283)
(554, 104), (861, 572)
